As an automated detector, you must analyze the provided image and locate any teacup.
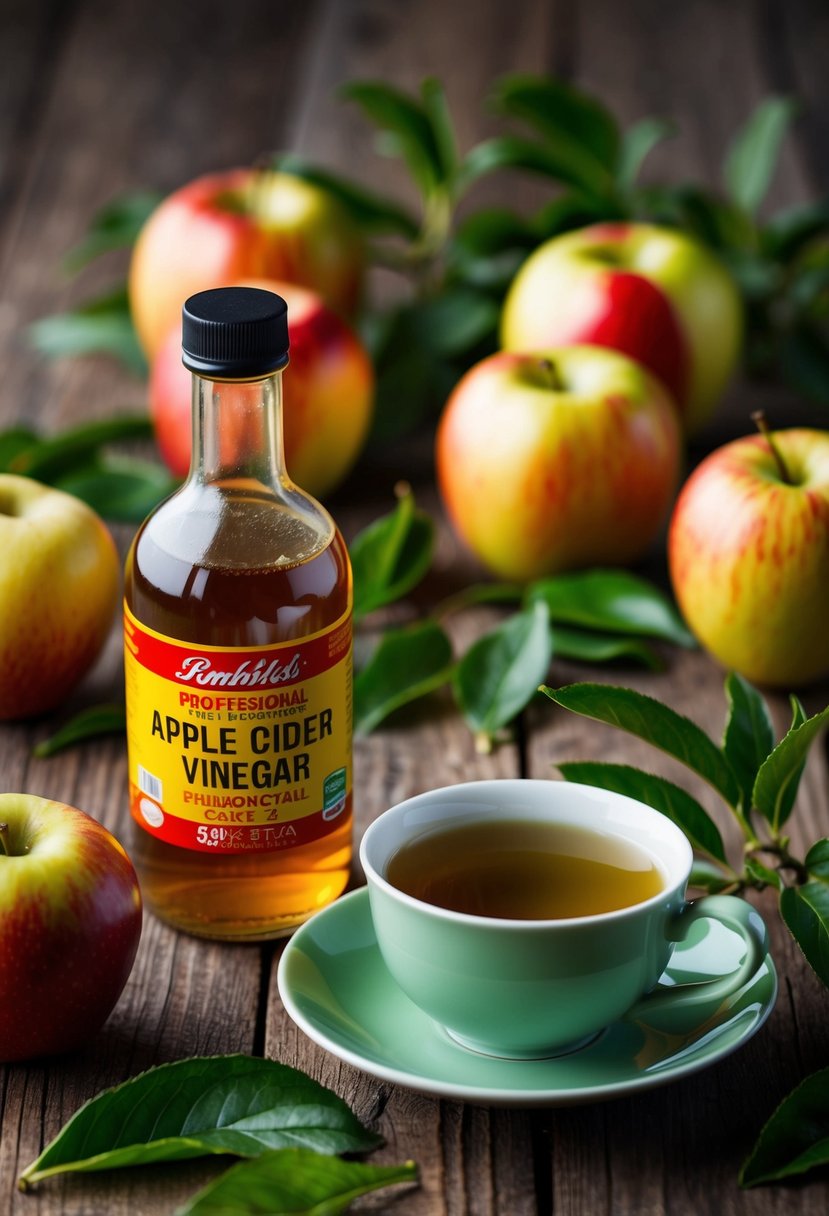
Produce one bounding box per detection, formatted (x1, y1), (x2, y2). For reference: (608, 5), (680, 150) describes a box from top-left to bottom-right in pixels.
(359, 779), (768, 1059)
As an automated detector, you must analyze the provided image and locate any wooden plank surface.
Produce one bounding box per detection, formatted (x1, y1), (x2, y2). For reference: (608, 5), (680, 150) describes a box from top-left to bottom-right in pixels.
(2, 1), (829, 1214)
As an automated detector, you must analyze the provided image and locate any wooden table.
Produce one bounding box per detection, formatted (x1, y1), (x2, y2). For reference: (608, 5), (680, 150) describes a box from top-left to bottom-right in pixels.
(2, 1), (828, 1212)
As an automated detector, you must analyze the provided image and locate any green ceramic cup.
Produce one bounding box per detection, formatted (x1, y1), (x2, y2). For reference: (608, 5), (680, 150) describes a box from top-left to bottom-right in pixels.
(360, 779), (768, 1059)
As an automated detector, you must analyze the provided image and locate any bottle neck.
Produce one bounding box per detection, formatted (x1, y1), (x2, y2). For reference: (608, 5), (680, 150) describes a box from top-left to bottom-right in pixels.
(189, 369), (288, 488)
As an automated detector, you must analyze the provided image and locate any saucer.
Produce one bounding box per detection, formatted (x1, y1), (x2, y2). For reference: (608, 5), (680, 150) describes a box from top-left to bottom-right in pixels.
(277, 888), (777, 1107)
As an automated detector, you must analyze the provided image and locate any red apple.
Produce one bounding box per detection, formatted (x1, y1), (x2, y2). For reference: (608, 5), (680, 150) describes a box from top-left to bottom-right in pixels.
(150, 279), (374, 498)
(669, 427), (829, 687)
(0, 793), (142, 1063)
(436, 345), (682, 581)
(0, 476), (119, 720)
(501, 222), (743, 435)
(129, 169), (365, 361)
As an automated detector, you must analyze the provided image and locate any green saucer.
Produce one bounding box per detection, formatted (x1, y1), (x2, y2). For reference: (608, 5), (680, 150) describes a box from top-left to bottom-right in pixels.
(277, 888), (777, 1107)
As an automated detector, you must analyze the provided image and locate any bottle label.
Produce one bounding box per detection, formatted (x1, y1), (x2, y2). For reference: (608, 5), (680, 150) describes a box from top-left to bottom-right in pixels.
(124, 602), (352, 854)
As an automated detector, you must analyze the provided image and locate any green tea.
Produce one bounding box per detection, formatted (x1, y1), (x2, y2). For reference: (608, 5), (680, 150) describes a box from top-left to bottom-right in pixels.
(385, 819), (664, 919)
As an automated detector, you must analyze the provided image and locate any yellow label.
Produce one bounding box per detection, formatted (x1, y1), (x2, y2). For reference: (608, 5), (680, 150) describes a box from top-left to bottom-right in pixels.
(124, 602), (352, 854)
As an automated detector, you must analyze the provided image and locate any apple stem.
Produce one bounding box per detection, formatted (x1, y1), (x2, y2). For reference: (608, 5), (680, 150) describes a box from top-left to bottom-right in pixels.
(0, 823), (8, 857)
(752, 410), (791, 485)
(538, 358), (565, 393)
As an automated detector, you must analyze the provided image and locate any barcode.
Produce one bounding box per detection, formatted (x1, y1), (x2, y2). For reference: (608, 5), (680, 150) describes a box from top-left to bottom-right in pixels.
(137, 766), (163, 802)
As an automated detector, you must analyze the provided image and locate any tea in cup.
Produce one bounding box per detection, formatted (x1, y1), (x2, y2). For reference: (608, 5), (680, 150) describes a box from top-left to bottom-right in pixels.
(360, 779), (767, 1059)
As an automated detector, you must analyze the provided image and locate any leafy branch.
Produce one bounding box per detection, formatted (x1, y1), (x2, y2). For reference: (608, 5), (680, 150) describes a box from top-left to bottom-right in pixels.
(541, 674), (829, 1186)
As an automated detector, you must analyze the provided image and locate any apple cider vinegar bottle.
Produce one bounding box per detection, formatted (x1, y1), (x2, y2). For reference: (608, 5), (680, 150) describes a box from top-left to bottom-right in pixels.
(124, 287), (352, 940)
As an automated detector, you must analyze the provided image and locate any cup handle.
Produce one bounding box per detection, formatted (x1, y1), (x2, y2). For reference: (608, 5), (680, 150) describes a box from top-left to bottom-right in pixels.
(628, 895), (769, 1021)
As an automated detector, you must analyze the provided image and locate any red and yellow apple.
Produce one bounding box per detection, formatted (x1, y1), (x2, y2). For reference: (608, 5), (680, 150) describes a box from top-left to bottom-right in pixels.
(669, 427), (829, 687)
(150, 279), (374, 498)
(129, 169), (365, 360)
(501, 222), (742, 435)
(0, 477), (119, 720)
(436, 345), (682, 581)
(0, 793), (142, 1063)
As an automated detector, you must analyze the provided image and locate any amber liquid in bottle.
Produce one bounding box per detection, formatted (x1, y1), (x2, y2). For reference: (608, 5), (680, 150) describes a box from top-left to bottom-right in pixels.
(124, 320), (352, 940)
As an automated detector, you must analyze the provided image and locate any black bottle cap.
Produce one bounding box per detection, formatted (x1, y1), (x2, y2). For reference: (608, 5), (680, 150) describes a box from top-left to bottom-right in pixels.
(181, 287), (290, 378)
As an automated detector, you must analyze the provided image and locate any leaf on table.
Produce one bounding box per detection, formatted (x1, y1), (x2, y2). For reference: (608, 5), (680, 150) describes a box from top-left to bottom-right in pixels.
(173, 1148), (418, 1216)
(780, 882), (829, 989)
(806, 839), (829, 883)
(721, 672), (775, 814)
(33, 704), (127, 759)
(272, 154), (418, 237)
(18, 1055), (380, 1188)
(557, 762), (727, 863)
(493, 73), (620, 176)
(540, 683), (741, 807)
(62, 191), (161, 274)
(435, 581), (524, 619)
(525, 569), (695, 647)
(740, 1066), (829, 1187)
(350, 489), (434, 621)
(551, 625), (662, 670)
(6, 414), (155, 482)
(354, 621), (454, 734)
(752, 704), (829, 832)
(617, 117), (675, 190)
(723, 95), (796, 216)
(29, 286), (147, 376)
(454, 600), (551, 751)
(56, 455), (179, 522)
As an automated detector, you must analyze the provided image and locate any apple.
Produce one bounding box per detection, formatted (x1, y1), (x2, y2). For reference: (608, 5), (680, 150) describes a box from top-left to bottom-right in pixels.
(129, 169), (365, 360)
(435, 345), (682, 581)
(0, 793), (142, 1063)
(500, 222), (743, 435)
(0, 476), (119, 721)
(668, 426), (829, 687)
(150, 279), (374, 498)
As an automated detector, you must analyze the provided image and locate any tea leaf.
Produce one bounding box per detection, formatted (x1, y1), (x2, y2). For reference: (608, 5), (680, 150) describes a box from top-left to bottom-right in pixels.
(354, 621), (454, 734)
(551, 626), (662, 670)
(724, 96), (796, 215)
(556, 762), (727, 863)
(525, 569), (694, 647)
(541, 684), (741, 807)
(18, 1055), (379, 1187)
(740, 1067), (829, 1187)
(494, 73), (620, 174)
(29, 286), (147, 376)
(350, 489), (434, 621)
(455, 601), (551, 750)
(33, 704), (127, 759)
(780, 882), (829, 989)
(618, 117), (675, 190)
(62, 191), (161, 274)
(56, 455), (179, 522)
(752, 705), (829, 831)
(8, 415), (154, 482)
(722, 673), (775, 813)
(174, 1149), (417, 1216)
(806, 839), (829, 883)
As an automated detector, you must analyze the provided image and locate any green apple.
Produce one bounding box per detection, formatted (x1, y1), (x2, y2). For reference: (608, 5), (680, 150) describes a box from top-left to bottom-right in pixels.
(0, 475), (119, 720)
(435, 345), (682, 581)
(0, 793), (142, 1062)
(501, 222), (743, 435)
(669, 426), (829, 686)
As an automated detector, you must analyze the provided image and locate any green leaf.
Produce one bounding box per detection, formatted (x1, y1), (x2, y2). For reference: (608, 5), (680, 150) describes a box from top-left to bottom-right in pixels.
(55, 455), (179, 522)
(62, 191), (161, 274)
(271, 155), (418, 238)
(551, 626), (662, 671)
(0, 426), (38, 471)
(29, 286), (147, 376)
(752, 705), (829, 831)
(541, 683), (741, 807)
(494, 74), (620, 172)
(617, 117), (675, 190)
(690, 859), (732, 893)
(18, 1055), (380, 1188)
(8, 415), (154, 483)
(174, 1149), (417, 1216)
(806, 839), (829, 883)
(745, 857), (782, 890)
(724, 96), (796, 215)
(780, 882), (829, 988)
(781, 323), (829, 406)
(741, 1067), (829, 1187)
(525, 569), (694, 647)
(459, 135), (613, 201)
(420, 77), (458, 184)
(455, 601), (552, 750)
(406, 288), (500, 357)
(342, 80), (444, 195)
(354, 621), (454, 734)
(557, 762), (727, 863)
(435, 582), (525, 619)
(350, 490), (434, 621)
(721, 673), (775, 814)
(762, 201), (829, 261)
(33, 704), (127, 759)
